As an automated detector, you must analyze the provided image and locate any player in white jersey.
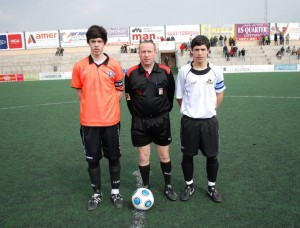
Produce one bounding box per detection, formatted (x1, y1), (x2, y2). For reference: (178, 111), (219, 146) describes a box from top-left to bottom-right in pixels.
(175, 35), (226, 203)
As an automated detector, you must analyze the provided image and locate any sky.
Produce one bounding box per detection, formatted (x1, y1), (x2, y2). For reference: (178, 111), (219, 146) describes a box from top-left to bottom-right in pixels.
(0, 0), (299, 33)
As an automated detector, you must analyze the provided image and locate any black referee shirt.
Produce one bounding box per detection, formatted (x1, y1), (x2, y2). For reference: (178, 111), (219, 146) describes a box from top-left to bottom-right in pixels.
(125, 63), (175, 117)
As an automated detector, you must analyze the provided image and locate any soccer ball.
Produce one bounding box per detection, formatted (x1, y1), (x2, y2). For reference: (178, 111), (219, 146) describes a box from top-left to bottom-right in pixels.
(132, 188), (154, 210)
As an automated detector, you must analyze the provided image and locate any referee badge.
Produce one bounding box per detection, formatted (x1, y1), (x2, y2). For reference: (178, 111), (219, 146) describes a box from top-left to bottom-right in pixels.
(158, 88), (164, 95)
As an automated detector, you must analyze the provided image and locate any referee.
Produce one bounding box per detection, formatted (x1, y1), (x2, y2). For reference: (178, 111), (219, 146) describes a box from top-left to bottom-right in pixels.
(125, 40), (177, 201)
(176, 35), (226, 203)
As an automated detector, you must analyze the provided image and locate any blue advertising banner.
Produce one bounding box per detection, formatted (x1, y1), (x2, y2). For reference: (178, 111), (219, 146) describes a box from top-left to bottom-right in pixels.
(0, 35), (8, 50)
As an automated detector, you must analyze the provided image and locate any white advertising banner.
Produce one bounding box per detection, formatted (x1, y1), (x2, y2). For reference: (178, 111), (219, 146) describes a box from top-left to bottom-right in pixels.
(60, 29), (87, 47)
(165, 25), (200, 43)
(270, 23), (300, 40)
(39, 72), (71, 80)
(25, 30), (59, 49)
(129, 26), (164, 44)
(106, 27), (130, 44)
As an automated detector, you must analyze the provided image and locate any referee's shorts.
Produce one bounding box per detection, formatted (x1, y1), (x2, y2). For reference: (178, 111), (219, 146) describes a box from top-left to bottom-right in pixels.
(131, 112), (172, 147)
(180, 115), (219, 157)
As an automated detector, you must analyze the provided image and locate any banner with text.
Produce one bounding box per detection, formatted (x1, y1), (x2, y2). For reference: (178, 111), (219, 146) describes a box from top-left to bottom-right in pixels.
(200, 24), (235, 39)
(165, 25), (200, 43)
(60, 29), (87, 47)
(129, 26), (164, 44)
(236, 23), (270, 41)
(25, 30), (59, 49)
(106, 27), (130, 44)
(0, 33), (25, 50)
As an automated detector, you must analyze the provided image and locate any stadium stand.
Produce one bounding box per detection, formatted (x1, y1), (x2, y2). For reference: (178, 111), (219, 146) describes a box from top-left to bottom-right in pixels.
(1, 41), (299, 75)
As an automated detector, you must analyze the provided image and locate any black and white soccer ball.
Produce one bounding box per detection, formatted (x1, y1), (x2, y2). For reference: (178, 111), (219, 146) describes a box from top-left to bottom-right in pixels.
(132, 188), (154, 210)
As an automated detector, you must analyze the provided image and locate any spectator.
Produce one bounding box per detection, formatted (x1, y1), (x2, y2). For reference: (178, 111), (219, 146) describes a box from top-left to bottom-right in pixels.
(55, 47), (60, 56)
(286, 33), (290, 45)
(219, 35), (224, 46)
(276, 50), (282, 60)
(297, 48), (300, 60)
(280, 46), (285, 56)
(223, 45), (228, 57)
(229, 45), (234, 57)
(180, 43), (185, 56)
(267, 35), (271, 45)
(286, 46), (291, 53)
(55, 47), (64, 56)
(59, 48), (64, 56)
(261, 35), (265, 46)
(164, 55), (169, 67)
(233, 46), (238, 57)
(274, 33), (278, 45)
(291, 46), (297, 56)
(226, 52), (230, 61)
(280, 33), (284, 45)
(241, 48), (246, 61)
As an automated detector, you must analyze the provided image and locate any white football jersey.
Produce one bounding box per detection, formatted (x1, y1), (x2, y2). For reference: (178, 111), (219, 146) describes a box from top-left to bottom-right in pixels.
(176, 63), (226, 118)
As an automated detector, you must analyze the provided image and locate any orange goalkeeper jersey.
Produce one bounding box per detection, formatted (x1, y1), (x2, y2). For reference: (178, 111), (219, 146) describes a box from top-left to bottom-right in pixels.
(71, 54), (124, 126)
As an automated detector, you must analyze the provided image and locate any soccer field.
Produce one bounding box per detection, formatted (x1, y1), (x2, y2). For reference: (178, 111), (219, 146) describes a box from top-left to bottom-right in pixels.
(0, 72), (299, 227)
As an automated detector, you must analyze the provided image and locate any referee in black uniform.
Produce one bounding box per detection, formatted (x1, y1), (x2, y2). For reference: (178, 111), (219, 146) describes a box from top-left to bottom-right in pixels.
(125, 40), (177, 201)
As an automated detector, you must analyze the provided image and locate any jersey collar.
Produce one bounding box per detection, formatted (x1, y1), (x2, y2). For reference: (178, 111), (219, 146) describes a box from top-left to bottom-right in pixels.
(190, 62), (211, 75)
(88, 53), (109, 66)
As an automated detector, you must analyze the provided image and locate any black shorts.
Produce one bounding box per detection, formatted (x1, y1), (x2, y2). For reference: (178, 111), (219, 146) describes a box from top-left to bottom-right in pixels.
(80, 123), (121, 162)
(180, 115), (219, 157)
(131, 112), (172, 147)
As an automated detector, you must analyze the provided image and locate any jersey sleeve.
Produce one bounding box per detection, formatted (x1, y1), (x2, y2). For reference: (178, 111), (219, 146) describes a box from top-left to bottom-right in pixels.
(114, 62), (125, 91)
(214, 68), (226, 93)
(175, 67), (185, 99)
(71, 62), (83, 89)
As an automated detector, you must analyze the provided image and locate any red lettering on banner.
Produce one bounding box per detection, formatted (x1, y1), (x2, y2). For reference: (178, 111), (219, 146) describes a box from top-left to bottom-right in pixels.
(36, 33), (57, 39)
(132, 34), (156, 41)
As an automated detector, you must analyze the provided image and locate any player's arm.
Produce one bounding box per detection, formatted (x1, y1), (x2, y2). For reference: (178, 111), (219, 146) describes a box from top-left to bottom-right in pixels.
(166, 71), (175, 111)
(124, 74), (133, 115)
(216, 92), (224, 110)
(117, 90), (123, 101)
(76, 89), (82, 101)
(177, 99), (182, 107)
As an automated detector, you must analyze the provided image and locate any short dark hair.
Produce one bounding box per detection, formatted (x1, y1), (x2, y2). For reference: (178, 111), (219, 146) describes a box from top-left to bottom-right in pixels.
(86, 25), (107, 44)
(138, 40), (156, 51)
(191, 35), (210, 50)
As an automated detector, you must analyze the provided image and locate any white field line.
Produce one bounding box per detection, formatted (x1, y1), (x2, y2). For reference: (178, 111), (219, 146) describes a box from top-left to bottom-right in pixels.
(131, 170), (145, 228)
(1, 101), (78, 110)
(1, 95), (299, 111)
(227, 95), (300, 99)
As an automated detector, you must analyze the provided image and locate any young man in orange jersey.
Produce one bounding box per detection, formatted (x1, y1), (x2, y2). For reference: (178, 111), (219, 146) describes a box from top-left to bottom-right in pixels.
(125, 40), (177, 201)
(71, 25), (124, 210)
